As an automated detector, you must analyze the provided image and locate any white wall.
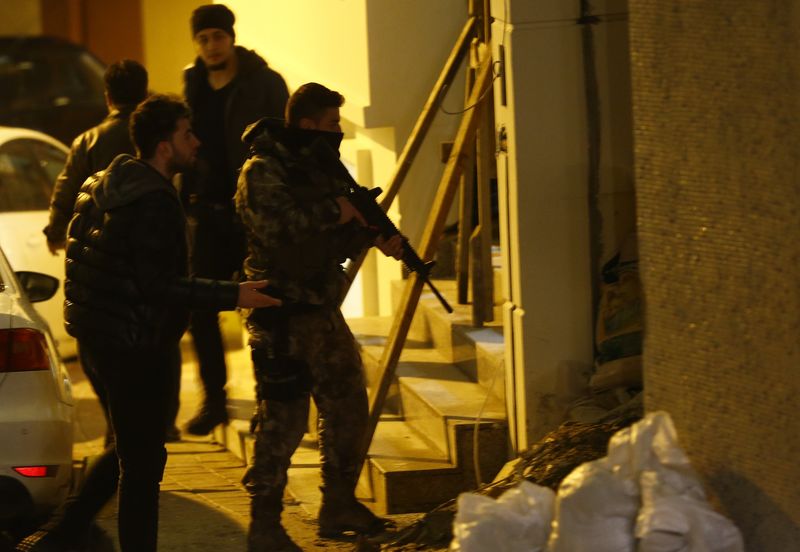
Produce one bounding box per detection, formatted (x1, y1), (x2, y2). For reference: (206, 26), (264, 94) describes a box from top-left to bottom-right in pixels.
(594, 15), (636, 267)
(141, 0), (206, 94)
(492, 0), (634, 449)
(362, 2), (467, 245)
(229, 0), (371, 119)
(225, 0), (468, 314)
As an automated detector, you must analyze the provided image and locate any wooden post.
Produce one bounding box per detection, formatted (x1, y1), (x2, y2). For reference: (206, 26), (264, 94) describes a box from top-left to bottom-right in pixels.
(456, 58), (477, 305)
(483, 0), (492, 45)
(471, 41), (496, 326)
(457, 0), (483, 307)
(356, 55), (494, 477)
(343, 17), (477, 293)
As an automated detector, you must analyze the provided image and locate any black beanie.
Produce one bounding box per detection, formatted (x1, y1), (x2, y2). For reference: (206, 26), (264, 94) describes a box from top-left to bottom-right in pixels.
(191, 4), (235, 39)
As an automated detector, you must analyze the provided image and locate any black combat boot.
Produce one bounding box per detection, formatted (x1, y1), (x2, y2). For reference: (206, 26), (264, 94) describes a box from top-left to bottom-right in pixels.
(317, 484), (391, 539)
(247, 493), (301, 552)
(184, 403), (228, 436)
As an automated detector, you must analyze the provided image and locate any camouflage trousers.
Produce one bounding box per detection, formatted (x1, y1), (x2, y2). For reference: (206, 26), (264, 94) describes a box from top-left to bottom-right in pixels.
(242, 307), (368, 500)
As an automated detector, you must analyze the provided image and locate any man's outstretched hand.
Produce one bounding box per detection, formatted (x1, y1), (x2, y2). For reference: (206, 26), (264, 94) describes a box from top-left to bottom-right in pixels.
(237, 280), (282, 308)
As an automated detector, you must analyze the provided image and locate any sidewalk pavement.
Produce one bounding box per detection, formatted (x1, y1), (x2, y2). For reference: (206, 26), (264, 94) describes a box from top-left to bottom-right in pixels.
(68, 341), (365, 551)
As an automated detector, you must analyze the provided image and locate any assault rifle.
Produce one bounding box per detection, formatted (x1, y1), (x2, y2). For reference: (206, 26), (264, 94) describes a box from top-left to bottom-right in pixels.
(346, 185), (453, 313)
(310, 135), (453, 313)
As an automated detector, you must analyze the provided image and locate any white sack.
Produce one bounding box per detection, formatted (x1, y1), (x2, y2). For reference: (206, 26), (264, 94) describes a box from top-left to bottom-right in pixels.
(546, 460), (640, 552)
(450, 480), (555, 552)
(636, 469), (745, 552)
(548, 412), (744, 552)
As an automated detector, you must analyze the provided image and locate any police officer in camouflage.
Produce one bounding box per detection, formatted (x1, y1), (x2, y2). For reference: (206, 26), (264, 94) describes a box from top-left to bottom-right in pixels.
(235, 83), (403, 551)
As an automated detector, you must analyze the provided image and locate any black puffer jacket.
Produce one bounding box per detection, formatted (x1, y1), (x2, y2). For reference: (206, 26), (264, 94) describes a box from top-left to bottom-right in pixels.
(44, 108), (136, 243)
(64, 154), (239, 349)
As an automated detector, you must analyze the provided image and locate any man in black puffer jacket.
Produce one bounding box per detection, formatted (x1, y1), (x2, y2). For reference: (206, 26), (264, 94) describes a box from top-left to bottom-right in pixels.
(42, 59), (183, 443)
(180, 3), (290, 435)
(16, 94), (280, 552)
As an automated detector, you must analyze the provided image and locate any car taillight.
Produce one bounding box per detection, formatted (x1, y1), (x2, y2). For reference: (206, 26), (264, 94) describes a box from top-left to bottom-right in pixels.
(13, 466), (57, 478)
(0, 328), (51, 372)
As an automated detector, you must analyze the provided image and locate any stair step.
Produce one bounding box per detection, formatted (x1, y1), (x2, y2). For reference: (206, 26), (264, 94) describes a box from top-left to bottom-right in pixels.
(459, 326), (506, 402)
(216, 412), (507, 515)
(388, 279), (502, 360)
(399, 363), (505, 456)
(285, 418), (496, 515)
(368, 417), (508, 513)
(421, 299), (503, 365)
(367, 427), (462, 513)
(348, 310), (431, 348)
(352, 320), (506, 452)
(359, 341), (456, 413)
(213, 419), (250, 463)
(351, 312), (505, 389)
(230, 416), (457, 515)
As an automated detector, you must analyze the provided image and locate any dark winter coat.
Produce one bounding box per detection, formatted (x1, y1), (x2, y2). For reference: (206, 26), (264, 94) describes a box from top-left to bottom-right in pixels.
(43, 107), (136, 243)
(64, 154), (239, 349)
(182, 46), (289, 204)
(181, 46), (289, 278)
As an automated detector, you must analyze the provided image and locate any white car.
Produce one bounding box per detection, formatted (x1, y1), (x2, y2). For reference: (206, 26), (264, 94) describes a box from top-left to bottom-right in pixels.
(0, 126), (75, 359)
(0, 246), (74, 526)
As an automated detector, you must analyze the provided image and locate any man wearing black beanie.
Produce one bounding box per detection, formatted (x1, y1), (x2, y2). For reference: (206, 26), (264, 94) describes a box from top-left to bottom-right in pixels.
(181, 4), (289, 436)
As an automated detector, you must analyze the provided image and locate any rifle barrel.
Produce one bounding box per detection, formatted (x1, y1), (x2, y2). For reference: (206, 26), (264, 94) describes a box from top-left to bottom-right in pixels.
(422, 276), (453, 313)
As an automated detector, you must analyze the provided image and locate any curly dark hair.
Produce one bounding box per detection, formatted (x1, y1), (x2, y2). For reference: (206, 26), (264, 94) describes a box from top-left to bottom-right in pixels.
(130, 94), (191, 159)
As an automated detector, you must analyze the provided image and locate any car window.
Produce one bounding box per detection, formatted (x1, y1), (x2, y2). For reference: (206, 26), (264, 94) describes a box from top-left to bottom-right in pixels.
(0, 139), (65, 212)
(0, 47), (104, 110)
(0, 246), (15, 294)
(27, 140), (67, 184)
(0, 39), (107, 144)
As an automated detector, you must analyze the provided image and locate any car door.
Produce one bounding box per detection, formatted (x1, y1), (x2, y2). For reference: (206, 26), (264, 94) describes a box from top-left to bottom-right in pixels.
(0, 137), (74, 358)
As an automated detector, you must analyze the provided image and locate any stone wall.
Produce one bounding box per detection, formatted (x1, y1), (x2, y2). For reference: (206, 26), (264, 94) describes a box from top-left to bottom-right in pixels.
(629, 2), (800, 549)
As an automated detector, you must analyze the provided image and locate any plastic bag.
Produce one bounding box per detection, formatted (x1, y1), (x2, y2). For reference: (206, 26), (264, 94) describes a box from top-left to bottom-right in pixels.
(636, 469), (745, 552)
(548, 412), (744, 552)
(450, 481), (555, 552)
(547, 460), (640, 552)
(637, 492), (746, 552)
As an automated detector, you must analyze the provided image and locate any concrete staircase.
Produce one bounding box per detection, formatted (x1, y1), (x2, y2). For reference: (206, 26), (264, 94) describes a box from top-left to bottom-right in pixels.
(214, 278), (508, 515)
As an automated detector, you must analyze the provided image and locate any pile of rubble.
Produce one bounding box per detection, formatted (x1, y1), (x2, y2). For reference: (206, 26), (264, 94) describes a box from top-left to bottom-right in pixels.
(358, 396), (643, 551)
(355, 239), (646, 551)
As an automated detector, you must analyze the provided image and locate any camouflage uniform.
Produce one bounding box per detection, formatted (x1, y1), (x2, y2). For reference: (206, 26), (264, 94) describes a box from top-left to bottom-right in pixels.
(235, 119), (379, 544)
